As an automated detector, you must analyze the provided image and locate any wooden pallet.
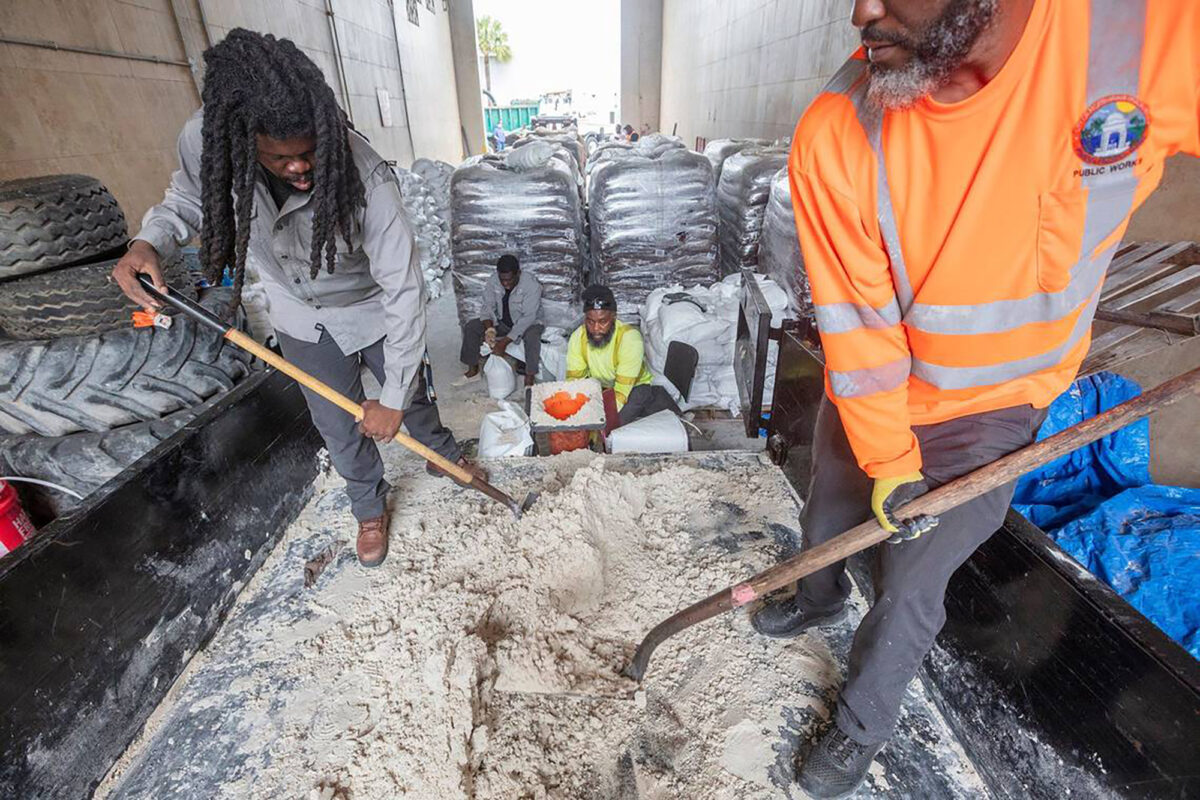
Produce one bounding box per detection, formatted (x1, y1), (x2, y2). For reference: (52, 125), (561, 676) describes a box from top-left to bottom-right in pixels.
(1081, 241), (1200, 376)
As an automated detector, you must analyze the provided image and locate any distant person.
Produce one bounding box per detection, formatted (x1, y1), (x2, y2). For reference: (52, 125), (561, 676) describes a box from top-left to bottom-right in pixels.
(613, 123), (623, 141)
(566, 285), (678, 425)
(111, 29), (485, 568)
(458, 255), (543, 389)
(493, 122), (506, 151)
(623, 124), (640, 143)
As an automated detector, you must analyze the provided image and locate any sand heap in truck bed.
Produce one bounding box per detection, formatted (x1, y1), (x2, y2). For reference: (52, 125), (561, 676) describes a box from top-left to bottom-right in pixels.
(99, 450), (985, 800)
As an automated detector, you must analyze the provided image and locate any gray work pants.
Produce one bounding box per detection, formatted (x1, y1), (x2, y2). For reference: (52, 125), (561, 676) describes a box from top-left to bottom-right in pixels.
(277, 330), (461, 522)
(461, 318), (544, 376)
(618, 384), (681, 425)
(797, 397), (1044, 744)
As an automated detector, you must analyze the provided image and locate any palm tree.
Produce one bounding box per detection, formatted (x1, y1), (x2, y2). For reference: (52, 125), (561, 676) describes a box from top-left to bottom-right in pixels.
(476, 15), (512, 96)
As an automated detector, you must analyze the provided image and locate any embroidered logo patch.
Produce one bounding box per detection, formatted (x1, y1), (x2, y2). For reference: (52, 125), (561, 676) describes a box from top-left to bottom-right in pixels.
(1074, 96), (1149, 165)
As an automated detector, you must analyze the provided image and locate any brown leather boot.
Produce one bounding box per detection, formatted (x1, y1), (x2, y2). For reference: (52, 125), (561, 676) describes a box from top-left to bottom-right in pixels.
(356, 513), (389, 567)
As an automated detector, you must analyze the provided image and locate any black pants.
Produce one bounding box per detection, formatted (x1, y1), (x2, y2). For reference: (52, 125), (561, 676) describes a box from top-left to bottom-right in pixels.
(618, 384), (681, 425)
(277, 330), (460, 521)
(461, 318), (544, 376)
(797, 397), (1045, 744)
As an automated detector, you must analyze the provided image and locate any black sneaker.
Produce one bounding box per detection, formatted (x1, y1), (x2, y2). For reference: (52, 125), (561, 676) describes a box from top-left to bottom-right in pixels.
(750, 596), (847, 639)
(797, 724), (884, 799)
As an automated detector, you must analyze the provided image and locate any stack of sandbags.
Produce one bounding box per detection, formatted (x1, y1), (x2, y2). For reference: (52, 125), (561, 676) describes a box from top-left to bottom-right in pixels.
(411, 158), (453, 207)
(702, 138), (771, 184)
(513, 129), (588, 177)
(450, 145), (585, 330)
(640, 273), (790, 412)
(759, 166), (814, 321)
(587, 147), (719, 318)
(716, 146), (790, 277)
(393, 165), (452, 300)
(585, 134), (686, 178)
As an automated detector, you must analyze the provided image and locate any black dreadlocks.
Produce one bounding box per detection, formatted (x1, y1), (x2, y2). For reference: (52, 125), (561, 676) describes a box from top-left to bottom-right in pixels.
(199, 29), (365, 299)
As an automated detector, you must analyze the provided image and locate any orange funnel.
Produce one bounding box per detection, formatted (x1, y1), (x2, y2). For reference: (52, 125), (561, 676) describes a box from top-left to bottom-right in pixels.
(543, 391), (589, 421)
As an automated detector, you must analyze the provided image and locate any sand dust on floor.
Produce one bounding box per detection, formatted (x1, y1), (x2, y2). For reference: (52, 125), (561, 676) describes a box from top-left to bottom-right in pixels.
(98, 450), (985, 800)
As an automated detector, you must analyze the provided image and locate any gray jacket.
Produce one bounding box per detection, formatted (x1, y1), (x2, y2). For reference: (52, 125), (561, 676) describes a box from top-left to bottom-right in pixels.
(480, 270), (542, 341)
(135, 110), (425, 410)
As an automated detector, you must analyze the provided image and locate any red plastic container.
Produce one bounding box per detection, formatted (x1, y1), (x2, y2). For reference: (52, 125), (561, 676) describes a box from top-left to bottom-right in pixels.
(0, 480), (36, 556)
(547, 429), (591, 455)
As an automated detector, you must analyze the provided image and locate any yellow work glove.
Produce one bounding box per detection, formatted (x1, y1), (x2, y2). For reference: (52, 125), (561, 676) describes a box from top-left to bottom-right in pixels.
(870, 471), (939, 544)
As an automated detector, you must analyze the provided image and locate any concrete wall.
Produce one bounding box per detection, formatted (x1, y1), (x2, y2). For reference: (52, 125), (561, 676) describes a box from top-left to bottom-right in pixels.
(619, 0), (662, 132)
(0, 0), (465, 226)
(199, 0), (423, 166)
(659, 0), (857, 145)
(0, 0), (203, 225)
(394, 0), (466, 163)
(448, 0), (485, 156)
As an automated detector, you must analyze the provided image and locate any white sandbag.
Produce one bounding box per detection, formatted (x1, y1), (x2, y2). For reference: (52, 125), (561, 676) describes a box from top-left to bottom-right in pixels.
(538, 329), (569, 382)
(478, 400), (533, 458)
(484, 354), (517, 399)
(496, 330), (568, 382)
(640, 273), (789, 412)
(609, 410), (689, 454)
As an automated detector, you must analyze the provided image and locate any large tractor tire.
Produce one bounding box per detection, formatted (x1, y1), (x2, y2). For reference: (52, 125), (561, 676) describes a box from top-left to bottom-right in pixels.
(0, 254), (196, 340)
(0, 175), (128, 279)
(0, 288), (254, 437)
(0, 404), (204, 519)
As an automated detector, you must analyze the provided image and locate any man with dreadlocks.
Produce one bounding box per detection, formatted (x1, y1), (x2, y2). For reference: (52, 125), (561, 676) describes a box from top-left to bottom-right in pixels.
(113, 29), (486, 568)
(750, 0), (1199, 796)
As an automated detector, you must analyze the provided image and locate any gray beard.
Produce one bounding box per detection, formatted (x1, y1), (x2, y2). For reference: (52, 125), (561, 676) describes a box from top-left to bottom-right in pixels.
(588, 330), (614, 348)
(866, 0), (999, 110)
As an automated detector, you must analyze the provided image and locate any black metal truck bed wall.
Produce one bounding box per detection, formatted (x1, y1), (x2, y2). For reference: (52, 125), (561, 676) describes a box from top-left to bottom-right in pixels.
(925, 510), (1200, 799)
(0, 370), (321, 799)
(768, 335), (1200, 797)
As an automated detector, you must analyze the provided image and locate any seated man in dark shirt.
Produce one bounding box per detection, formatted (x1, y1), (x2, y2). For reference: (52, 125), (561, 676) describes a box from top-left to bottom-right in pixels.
(458, 255), (544, 388)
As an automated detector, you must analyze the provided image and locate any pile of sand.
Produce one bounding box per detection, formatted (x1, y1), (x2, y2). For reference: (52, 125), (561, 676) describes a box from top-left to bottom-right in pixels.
(99, 451), (981, 799)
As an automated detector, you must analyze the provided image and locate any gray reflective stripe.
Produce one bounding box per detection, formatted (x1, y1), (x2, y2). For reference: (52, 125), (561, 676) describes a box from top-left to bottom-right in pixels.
(823, 57), (916, 313)
(846, 89), (916, 313)
(823, 57), (868, 95)
(829, 356), (911, 398)
(905, 244), (1115, 334)
(911, 287), (1102, 391)
(814, 297), (902, 334)
(1087, 0), (1144, 106)
(1076, 0), (1146, 252)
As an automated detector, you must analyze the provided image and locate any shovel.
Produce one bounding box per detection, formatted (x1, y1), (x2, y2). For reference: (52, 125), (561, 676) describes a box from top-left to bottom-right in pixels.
(137, 276), (539, 518)
(623, 364), (1200, 682)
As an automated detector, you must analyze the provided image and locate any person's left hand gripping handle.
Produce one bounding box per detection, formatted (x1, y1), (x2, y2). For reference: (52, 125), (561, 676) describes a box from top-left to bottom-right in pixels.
(871, 472), (939, 544)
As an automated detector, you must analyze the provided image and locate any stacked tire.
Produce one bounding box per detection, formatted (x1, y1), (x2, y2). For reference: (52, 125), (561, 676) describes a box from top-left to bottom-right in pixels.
(0, 175), (254, 522)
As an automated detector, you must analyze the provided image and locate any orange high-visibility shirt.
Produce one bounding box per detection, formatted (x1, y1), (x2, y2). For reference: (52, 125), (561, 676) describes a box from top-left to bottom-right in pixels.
(791, 0), (1200, 479)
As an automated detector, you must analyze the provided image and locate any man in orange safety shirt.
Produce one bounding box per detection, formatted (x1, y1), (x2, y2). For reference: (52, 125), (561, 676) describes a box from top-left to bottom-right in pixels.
(751, 0), (1200, 796)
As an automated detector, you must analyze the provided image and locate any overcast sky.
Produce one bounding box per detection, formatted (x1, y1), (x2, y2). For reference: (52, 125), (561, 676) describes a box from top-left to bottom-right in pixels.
(473, 0), (619, 112)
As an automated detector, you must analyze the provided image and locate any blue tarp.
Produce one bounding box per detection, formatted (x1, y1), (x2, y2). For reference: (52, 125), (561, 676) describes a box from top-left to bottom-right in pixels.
(1013, 372), (1200, 660)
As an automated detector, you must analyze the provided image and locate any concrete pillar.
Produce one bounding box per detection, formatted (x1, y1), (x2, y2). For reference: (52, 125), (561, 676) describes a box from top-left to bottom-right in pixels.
(448, 0), (486, 157)
(620, 0), (663, 132)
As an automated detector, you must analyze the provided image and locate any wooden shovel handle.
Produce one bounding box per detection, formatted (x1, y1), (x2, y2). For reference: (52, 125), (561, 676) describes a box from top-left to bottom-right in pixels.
(624, 364), (1200, 682)
(224, 329), (475, 484)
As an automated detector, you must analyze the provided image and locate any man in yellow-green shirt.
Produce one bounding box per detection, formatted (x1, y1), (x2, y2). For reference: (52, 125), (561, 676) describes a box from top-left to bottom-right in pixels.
(566, 285), (681, 425)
